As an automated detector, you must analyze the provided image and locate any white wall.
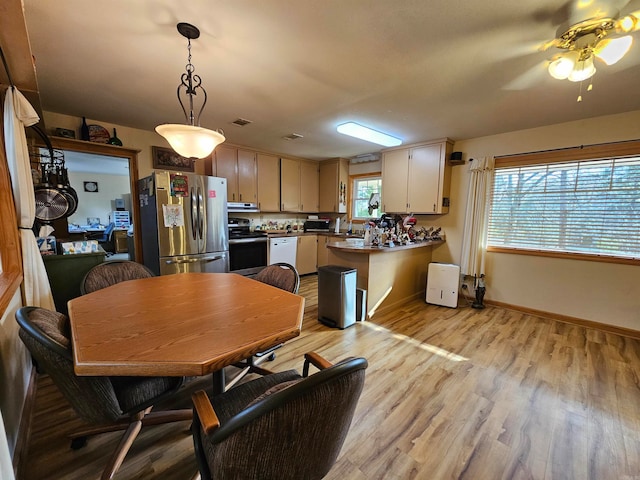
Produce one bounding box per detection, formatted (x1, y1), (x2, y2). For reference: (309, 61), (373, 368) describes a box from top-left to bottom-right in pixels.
(431, 110), (640, 330)
(66, 171), (131, 227)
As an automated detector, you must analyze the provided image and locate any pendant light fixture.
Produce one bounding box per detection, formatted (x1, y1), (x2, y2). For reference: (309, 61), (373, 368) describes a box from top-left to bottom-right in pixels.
(156, 23), (225, 159)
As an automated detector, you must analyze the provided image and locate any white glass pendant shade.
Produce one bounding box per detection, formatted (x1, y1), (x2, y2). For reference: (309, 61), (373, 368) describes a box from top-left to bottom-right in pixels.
(568, 55), (596, 82)
(155, 124), (225, 159)
(594, 36), (633, 65)
(548, 51), (580, 79)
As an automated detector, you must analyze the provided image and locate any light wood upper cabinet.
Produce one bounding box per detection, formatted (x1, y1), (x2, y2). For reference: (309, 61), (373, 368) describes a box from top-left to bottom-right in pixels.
(215, 145), (238, 202)
(256, 153), (280, 212)
(237, 149), (257, 204)
(280, 158), (319, 213)
(214, 146), (257, 203)
(319, 158), (349, 213)
(280, 157), (301, 212)
(300, 160), (319, 213)
(381, 138), (453, 214)
(296, 234), (317, 275)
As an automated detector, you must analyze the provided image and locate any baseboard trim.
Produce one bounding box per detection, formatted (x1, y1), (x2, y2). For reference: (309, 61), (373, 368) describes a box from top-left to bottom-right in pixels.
(13, 365), (37, 479)
(486, 299), (640, 340)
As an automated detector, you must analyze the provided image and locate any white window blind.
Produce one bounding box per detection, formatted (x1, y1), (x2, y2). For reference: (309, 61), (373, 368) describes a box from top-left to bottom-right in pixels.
(488, 156), (640, 260)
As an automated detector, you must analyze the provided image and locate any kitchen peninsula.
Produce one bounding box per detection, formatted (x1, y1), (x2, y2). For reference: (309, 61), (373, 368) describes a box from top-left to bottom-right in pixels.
(326, 239), (444, 320)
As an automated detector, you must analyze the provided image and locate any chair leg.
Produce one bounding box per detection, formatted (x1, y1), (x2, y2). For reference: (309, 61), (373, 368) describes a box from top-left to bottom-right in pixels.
(100, 408), (148, 480)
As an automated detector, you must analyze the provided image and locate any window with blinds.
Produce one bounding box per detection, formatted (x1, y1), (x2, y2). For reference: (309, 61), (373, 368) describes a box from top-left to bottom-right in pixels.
(487, 142), (640, 263)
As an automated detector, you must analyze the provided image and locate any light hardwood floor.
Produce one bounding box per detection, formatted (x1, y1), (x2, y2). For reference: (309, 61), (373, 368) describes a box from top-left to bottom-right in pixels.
(20, 274), (640, 479)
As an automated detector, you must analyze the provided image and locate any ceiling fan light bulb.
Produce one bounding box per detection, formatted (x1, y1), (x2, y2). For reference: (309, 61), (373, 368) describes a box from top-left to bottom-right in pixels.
(568, 56), (596, 82)
(548, 55), (576, 79)
(619, 15), (637, 33)
(594, 36), (633, 65)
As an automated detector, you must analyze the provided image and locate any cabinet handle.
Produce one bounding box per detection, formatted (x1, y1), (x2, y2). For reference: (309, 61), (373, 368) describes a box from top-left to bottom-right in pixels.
(433, 203), (436, 212)
(232, 193), (235, 201)
(239, 193), (242, 201)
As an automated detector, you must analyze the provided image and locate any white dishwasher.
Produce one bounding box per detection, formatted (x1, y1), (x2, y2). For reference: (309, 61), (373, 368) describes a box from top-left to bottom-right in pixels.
(269, 236), (298, 266)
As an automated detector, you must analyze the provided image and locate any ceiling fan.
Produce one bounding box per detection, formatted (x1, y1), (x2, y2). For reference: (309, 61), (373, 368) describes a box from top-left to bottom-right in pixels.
(543, 1), (640, 99)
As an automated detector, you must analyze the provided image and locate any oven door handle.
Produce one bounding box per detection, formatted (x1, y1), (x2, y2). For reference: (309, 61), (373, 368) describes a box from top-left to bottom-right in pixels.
(229, 237), (268, 245)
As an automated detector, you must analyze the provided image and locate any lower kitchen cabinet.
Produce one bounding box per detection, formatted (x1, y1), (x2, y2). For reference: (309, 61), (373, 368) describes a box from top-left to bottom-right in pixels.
(296, 234), (317, 275)
(317, 235), (330, 268)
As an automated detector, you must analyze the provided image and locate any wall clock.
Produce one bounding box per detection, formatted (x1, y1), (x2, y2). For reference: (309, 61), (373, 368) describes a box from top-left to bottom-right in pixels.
(83, 181), (99, 193)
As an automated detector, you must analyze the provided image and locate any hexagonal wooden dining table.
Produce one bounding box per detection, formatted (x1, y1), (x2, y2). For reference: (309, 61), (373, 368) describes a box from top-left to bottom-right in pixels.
(67, 273), (305, 391)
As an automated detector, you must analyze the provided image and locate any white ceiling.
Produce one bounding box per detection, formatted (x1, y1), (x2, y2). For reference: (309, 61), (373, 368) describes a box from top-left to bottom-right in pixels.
(22, 0), (640, 161)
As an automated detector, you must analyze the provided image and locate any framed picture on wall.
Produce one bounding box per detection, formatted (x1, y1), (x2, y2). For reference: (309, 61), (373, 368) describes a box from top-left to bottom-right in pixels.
(152, 146), (194, 172)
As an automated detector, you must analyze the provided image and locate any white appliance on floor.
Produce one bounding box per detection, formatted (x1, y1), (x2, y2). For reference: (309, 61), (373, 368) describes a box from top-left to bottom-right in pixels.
(269, 237), (298, 266)
(426, 263), (460, 308)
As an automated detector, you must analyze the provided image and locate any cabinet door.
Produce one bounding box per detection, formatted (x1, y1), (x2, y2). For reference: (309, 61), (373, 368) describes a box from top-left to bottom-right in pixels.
(215, 145), (238, 202)
(257, 153), (280, 212)
(381, 149), (409, 213)
(408, 144), (441, 213)
(319, 161), (338, 212)
(237, 149), (257, 204)
(300, 160), (319, 213)
(316, 235), (330, 268)
(296, 235), (317, 275)
(280, 157), (300, 211)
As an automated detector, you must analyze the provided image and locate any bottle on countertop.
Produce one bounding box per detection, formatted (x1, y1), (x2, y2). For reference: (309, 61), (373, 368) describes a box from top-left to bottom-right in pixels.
(108, 128), (123, 146)
(80, 117), (90, 141)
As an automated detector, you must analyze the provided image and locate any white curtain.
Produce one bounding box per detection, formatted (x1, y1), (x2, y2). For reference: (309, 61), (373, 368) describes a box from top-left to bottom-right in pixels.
(3, 87), (55, 309)
(460, 156), (494, 280)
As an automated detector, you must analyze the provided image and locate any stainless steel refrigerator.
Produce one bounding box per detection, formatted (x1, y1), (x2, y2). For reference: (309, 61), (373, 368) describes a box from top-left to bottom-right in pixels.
(138, 171), (229, 275)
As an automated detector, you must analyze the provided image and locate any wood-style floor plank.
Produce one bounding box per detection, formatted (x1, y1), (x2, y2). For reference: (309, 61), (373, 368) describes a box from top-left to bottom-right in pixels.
(19, 274), (640, 479)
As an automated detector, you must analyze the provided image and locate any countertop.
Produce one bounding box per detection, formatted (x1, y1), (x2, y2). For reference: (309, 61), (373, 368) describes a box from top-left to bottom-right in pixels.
(326, 238), (444, 253)
(263, 231), (361, 238)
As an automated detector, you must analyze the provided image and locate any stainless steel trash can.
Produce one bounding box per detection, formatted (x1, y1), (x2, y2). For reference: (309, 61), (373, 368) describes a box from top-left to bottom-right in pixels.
(318, 265), (357, 329)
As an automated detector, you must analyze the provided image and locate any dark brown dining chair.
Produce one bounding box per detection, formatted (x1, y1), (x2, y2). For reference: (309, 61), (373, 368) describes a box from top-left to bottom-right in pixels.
(191, 352), (368, 480)
(15, 306), (192, 480)
(226, 263), (300, 390)
(80, 259), (154, 294)
(253, 262), (300, 294)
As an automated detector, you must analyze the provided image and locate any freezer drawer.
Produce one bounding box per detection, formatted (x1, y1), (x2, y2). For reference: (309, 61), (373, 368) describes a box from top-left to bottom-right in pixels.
(160, 252), (229, 275)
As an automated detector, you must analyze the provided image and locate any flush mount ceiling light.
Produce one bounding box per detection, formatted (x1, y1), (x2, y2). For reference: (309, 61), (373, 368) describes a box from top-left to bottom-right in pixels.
(546, 12), (639, 101)
(155, 23), (225, 159)
(337, 122), (402, 147)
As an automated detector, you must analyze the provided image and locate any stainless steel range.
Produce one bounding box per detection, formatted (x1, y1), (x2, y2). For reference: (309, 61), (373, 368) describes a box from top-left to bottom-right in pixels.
(228, 217), (268, 276)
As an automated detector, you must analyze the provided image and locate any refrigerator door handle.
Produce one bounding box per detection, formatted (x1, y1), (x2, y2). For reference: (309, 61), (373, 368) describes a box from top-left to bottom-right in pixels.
(164, 255), (225, 265)
(197, 186), (205, 243)
(190, 187), (198, 241)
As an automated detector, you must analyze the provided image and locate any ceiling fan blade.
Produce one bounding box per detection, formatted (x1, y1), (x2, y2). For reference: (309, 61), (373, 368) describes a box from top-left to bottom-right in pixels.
(503, 61), (550, 90)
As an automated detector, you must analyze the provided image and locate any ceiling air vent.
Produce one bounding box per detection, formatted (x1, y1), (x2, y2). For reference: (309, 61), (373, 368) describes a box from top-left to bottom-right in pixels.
(283, 133), (304, 141)
(231, 118), (252, 127)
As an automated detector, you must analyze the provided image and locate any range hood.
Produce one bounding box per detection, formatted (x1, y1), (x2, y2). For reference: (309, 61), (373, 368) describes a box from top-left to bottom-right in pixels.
(228, 201), (260, 213)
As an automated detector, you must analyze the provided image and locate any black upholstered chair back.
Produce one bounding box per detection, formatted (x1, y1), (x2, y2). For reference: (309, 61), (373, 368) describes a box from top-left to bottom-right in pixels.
(193, 356), (367, 480)
(254, 262), (300, 294)
(80, 260), (154, 294)
(16, 306), (123, 424)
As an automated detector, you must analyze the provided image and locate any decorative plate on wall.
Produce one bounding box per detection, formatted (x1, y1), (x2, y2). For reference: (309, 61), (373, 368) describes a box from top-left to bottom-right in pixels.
(88, 124), (110, 143)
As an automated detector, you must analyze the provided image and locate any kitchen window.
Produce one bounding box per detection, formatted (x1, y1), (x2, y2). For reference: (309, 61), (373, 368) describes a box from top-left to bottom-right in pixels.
(487, 140), (640, 264)
(352, 175), (382, 219)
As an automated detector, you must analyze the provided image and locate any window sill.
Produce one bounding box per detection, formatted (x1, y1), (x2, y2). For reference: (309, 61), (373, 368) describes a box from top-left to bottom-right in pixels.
(487, 246), (640, 266)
